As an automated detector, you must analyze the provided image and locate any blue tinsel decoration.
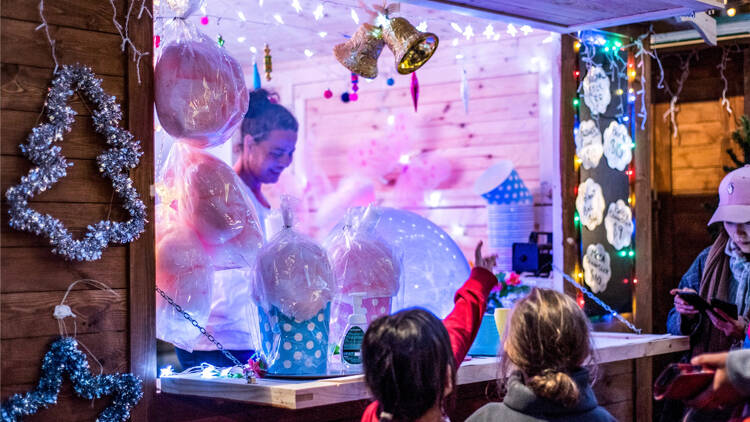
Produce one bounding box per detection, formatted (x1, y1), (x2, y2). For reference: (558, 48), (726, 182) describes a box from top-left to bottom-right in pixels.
(1, 337), (143, 422)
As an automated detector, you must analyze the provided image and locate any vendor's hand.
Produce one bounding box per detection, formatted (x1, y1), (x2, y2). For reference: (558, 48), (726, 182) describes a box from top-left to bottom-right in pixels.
(686, 352), (743, 410)
(707, 308), (746, 340)
(670, 288), (699, 316)
(474, 241), (497, 272)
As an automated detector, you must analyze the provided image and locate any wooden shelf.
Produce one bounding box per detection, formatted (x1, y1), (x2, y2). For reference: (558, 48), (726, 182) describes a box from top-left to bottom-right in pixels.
(159, 332), (689, 410)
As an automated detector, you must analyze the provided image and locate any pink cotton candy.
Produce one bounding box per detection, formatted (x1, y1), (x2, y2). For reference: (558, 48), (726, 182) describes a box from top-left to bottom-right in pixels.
(155, 221), (214, 351)
(328, 234), (401, 297)
(160, 143), (264, 270)
(256, 199), (334, 321)
(155, 31), (248, 148)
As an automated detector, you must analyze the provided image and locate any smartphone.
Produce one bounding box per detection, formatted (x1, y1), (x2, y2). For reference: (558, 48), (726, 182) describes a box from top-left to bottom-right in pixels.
(676, 291), (710, 313)
(654, 363), (714, 401)
(710, 298), (738, 320)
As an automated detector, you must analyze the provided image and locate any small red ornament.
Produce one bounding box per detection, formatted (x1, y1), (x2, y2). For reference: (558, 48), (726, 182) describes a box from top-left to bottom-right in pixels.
(154, 35), (161, 48)
(200, 16), (209, 25)
(350, 93), (358, 101)
(324, 89), (333, 99)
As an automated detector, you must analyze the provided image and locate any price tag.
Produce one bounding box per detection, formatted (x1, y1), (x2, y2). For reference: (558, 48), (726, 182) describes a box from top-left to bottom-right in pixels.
(583, 243), (612, 294)
(583, 66), (611, 116)
(575, 178), (606, 231)
(605, 200), (634, 250)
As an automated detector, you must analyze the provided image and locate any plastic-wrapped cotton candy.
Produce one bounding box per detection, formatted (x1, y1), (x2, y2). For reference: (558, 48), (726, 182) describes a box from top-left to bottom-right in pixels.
(155, 20), (248, 148)
(159, 142), (264, 270)
(326, 206), (402, 349)
(255, 197), (333, 375)
(155, 205), (214, 352)
(256, 198), (334, 321)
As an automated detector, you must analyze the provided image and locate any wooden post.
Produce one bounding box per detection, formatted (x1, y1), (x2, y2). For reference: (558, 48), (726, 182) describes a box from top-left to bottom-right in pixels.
(127, 1), (156, 420)
(745, 48), (749, 116)
(559, 34), (578, 299)
(633, 31), (654, 422)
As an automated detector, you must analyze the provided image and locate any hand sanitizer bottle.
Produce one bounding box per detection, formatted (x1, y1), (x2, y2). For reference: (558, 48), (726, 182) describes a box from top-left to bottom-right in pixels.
(341, 292), (367, 372)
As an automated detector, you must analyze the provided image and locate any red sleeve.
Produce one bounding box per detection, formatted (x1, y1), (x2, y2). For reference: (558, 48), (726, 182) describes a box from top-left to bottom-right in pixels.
(443, 267), (498, 366)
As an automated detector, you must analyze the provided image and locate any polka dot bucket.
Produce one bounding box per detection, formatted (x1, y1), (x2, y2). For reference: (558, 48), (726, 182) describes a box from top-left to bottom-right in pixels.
(258, 303), (331, 375)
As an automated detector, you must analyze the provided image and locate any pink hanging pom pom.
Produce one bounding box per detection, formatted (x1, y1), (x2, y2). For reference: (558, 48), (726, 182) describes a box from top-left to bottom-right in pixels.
(324, 89), (333, 99)
(350, 93), (358, 101)
(154, 35), (161, 48)
(200, 16), (209, 25)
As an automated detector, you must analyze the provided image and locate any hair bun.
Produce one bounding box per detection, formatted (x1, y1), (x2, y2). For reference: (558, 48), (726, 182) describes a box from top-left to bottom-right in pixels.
(528, 370), (580, 408)
(245, 89), (273, 118)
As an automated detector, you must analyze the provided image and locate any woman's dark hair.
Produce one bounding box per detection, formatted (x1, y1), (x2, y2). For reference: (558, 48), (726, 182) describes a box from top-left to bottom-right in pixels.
(362, 308), (456, 422)
(499, 288), (594, 408)
(241, 89), (298, 142)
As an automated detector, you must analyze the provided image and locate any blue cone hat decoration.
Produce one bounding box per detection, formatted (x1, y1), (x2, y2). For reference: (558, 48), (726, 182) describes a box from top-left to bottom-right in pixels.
(474, 161), (532, 205)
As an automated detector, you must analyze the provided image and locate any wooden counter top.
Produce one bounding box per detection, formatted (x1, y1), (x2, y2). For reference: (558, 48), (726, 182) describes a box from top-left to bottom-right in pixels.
(159, 332), (689, 410)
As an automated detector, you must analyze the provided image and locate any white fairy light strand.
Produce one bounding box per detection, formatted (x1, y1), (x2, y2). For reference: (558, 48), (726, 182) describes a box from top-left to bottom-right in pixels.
(108, 0), (150, 85)
(718, 46), (733, 115)
(35, 0), (59, 73)
(661, 50), (696, 139)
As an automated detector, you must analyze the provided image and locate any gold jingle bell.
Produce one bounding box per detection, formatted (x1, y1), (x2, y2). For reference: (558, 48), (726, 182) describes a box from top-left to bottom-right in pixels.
(382, 17), (438, 75)
(333, 23), (385, 79)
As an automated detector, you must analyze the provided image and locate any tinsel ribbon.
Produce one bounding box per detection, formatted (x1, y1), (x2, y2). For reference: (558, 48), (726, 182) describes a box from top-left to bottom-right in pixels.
(0, 337), (143, 422)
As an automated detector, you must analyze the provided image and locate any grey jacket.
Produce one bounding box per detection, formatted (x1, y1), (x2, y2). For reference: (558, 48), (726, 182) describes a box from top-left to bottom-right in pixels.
(728, 349), (750, 396)
(466, 368), (616, 422)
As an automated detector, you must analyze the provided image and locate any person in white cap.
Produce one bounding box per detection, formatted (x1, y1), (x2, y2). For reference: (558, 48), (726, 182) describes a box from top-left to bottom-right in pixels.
(665, 165), (750, 422)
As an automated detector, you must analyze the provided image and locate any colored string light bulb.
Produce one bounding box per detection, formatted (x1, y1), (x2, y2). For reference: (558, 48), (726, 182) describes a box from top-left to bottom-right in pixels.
(573, 41), (581, 52)
(573, 98), (580, 107)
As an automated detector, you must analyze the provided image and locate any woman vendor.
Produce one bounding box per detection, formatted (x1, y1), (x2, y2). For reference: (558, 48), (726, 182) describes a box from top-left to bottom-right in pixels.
(174, 89), (299, 368)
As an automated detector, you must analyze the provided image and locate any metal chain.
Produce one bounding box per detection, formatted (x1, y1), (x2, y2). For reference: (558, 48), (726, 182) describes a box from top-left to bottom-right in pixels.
(155, 286), (250, 372)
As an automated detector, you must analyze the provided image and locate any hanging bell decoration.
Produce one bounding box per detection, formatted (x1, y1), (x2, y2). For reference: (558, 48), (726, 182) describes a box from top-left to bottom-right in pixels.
(264, 44), (272, 81)
(382, 17), (438, 75)
(333, 24), (385, 79)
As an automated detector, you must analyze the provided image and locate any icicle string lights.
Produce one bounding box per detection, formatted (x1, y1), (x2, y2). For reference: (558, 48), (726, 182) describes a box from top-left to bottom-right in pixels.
(661, 50), (696, 139)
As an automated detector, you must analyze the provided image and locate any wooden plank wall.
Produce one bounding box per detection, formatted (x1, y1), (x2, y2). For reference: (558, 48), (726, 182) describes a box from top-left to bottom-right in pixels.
(0, 1), (154, 420)
(263, 32), (557, 260)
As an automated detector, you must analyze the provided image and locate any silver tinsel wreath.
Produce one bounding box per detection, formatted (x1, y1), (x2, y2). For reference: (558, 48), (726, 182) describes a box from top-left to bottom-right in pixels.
(4, 64), (147, 261)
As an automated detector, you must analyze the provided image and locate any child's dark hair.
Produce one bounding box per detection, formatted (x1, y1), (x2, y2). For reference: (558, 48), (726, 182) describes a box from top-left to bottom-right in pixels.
(499, 288), (594, 408)
(362, 308), (456, 422)
(241, 89), (298, 142)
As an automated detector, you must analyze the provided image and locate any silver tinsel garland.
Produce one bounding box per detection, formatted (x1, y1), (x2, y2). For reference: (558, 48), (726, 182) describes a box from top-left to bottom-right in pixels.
(4, 64), (147, 261)
(0, 337), (143, 422)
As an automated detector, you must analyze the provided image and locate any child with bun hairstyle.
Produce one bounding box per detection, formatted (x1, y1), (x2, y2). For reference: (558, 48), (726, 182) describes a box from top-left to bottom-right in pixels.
(361, 241), (498, 422)
(467, 288), (615, 422)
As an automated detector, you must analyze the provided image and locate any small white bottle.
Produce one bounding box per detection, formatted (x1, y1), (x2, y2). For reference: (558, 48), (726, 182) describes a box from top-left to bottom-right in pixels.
(341, 293), (368, 372)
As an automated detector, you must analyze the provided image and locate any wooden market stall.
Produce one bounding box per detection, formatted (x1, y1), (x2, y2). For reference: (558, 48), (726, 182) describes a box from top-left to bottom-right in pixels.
(2, 0), (747, 421)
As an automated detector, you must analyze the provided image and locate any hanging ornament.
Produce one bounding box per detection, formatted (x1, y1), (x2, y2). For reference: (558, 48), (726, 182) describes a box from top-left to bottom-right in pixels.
(350, 72), (359, 101)
(575, 120), (603, 170)
(382, 17), (439, 74)
(200, 16), (209, 25)
(4, 65), (147, 261)
(604, 199), (633, 250)
(253, 62), (261, 90)
(583, 243), (612, 294)
(575, 178), (605, 231)
(264, 44), (272, 81)
(341, 92), (350, 103)
(460, 66), (469, 114)
(386, 77), (395, 86)
(603, 121), (633, 171)
(334, 24), (385, 79)
(154, 35), (161, 48)
(582, 66), (611, 116)
(0, 337), (143, 421)
(324, 89), (333, 99)
(410, 72), (419, 112)
(217, 34), (225, 47)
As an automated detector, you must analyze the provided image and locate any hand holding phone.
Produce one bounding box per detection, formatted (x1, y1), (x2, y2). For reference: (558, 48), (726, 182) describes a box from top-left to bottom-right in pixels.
(654, 363), (715, 401)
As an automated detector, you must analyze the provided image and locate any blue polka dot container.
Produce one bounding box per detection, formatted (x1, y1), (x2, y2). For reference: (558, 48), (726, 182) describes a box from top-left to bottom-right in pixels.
(480, 169), (533, 205)
(258, 303), (331, 375)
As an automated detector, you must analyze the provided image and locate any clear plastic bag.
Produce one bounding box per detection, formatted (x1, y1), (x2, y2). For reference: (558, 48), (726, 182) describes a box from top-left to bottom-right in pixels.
(255, 197), (334, 375)
(155, 142), (264, 352)
(155, 18), (248, 148)
(155, 204), (214, 351)
(325, 206), (402, 347)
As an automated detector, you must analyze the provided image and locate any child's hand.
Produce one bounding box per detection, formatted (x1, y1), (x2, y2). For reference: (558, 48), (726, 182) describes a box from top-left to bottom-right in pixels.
(474, 241), (498, 271)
